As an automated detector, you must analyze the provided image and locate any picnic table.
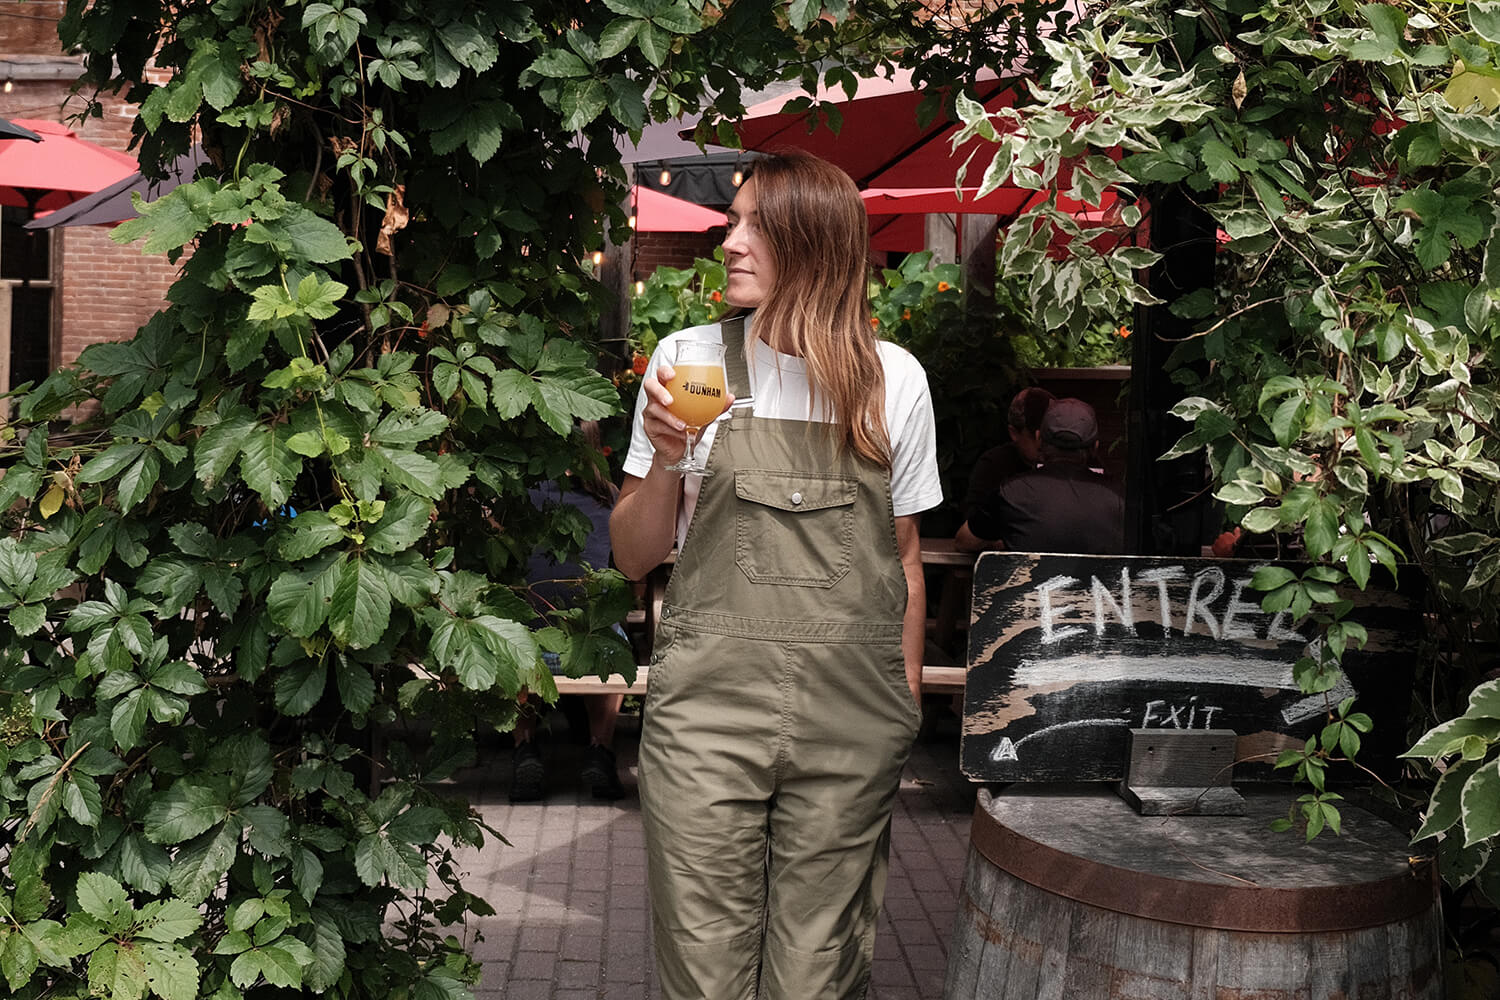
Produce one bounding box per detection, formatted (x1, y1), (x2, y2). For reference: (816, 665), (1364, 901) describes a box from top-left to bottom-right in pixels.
(552, 538), (974, 696)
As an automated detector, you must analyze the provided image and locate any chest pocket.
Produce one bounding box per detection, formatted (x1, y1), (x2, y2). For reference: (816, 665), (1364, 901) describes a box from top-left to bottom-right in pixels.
(734, 469), (858, 588)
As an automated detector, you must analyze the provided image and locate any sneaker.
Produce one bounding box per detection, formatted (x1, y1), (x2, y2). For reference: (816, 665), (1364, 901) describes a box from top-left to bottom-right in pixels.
(509, 741), (546, 802)
(579, 744), (625, 800)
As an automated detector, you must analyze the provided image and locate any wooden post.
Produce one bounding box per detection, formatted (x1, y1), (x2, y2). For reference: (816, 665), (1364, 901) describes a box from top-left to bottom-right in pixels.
(1124, 189), (1215, 555)
(598, 165), (635, 367)
(923, 212), (957, 265)
(959, 214), (997, 313)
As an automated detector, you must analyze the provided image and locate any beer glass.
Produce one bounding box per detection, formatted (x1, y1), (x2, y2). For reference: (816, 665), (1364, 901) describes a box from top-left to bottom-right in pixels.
(661, 339), (728, 475)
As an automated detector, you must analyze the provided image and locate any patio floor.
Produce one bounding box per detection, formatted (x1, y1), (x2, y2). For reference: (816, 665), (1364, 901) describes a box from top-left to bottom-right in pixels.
(446, 707), (978, 999)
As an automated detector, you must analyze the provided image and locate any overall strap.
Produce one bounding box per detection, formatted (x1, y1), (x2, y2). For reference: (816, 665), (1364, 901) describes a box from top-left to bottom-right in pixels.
(721, 315), (752, 402)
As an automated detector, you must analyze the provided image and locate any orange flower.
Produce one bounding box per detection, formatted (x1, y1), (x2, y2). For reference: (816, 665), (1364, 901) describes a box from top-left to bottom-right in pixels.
(1117, 325), (1131, 339)
(710, 290), (722, 302)
(902, 310), (911, 320)
(937, 281), (950, 292)
(632, 352), (649, 375)
(869, 316), (880, 328)
(417, 322), (429, 340)
(601, 445), (613, 456)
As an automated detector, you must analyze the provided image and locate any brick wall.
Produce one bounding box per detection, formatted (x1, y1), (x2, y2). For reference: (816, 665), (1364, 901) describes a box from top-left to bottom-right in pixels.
(0, 2), (66, 52)
(0, 4), (179, 374)
(633, 229), (724, 281)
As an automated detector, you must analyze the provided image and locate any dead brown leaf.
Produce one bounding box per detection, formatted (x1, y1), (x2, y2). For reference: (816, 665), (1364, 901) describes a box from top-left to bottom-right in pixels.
(376, 185), (408, 256)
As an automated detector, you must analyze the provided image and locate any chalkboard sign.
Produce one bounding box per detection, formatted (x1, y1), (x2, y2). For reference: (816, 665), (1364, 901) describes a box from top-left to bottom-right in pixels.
(961, 553), (1421, 782)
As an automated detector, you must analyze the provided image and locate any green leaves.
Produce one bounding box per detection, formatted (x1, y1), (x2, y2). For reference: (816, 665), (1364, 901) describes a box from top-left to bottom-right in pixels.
(59, 876), (204, 1000)
(229, 937), (315, 989)
(371, 407), (448, 445)
(89, 939), (200, 1000)
(329, 555), (392, 649)
(302, 2), (368, 59)
(145, 783), (230, 845)
(354, 832), (428, 889)
(240, 424), (304, 509)
(529, 49), (590, 79)
(1406, 679), (1500, 854)
(169, 819), (242, 904)
(249, 275), (348, 322)
(533, 371), (616, 433)
(1461, 762), (1500, 847)
(244, 206), (354, 264)
(1395, 185), (1488, 271)
(9, 4), (1178, 1000)
(364, 494), (433, 554)
(77, 872), (133, 931)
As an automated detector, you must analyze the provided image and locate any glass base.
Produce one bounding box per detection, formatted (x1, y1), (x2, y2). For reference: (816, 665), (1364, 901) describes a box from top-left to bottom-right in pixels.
(664, 457), (712, 476)
(665, 427), (710, 475)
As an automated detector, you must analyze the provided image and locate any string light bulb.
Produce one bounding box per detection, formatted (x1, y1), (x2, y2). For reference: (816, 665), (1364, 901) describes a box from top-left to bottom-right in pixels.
(635, 281), (645, 295)
(591, 251), (603, 266)
(658, 163), (671, 186)
(732, 169), (743, 187)
(3, 79), (12, 94)
(628, 210), (637, 229)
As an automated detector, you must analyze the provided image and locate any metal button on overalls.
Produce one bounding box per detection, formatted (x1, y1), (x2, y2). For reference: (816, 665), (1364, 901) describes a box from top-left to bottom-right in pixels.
(639, 317), (921, 1000)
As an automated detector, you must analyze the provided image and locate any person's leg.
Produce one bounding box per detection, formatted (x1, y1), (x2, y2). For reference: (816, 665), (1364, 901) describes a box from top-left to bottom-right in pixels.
(758, 641), (921, 999)
(579, 693), (625, 799)
(587, 692), (622, 745)
(509, 696), (546, 802)
(639, 628), (779, 1000)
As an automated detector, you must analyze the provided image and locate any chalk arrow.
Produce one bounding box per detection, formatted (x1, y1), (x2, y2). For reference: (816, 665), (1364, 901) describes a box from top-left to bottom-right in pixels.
(1014, 717), (1134, 750)
(986, 717), (1133, 766)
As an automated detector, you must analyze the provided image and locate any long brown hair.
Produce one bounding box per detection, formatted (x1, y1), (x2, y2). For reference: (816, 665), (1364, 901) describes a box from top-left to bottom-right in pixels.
(747, 152), (890, 467)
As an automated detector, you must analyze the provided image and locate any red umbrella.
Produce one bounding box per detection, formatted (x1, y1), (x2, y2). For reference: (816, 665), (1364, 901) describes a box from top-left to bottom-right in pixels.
(0, 119), (137, 215)
(861, 185), (1033, 253)
(723, 67), (1019, 190)
(26, 146), (208, 230)
(861, 187), (1121, 253)
(632, 186), (726, 233)
(0, 118), (40, 143)
(862, 186), (1039, 217)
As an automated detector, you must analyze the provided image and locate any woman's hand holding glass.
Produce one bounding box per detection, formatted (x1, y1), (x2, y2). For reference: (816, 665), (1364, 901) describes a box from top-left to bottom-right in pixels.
(641, 340), (732, 476)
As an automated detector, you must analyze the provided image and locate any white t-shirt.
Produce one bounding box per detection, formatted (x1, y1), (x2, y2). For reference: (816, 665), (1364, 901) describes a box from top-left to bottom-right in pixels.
(623, 318), (944, 545)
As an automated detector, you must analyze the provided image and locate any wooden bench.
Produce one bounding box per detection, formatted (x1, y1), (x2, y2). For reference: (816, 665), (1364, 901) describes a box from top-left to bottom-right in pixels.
(596, 538), (976, 699)
(551, 663), (967, 697)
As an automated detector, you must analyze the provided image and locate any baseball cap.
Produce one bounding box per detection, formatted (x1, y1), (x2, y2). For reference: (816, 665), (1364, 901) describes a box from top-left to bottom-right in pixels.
(1041, 398), (1098, 449)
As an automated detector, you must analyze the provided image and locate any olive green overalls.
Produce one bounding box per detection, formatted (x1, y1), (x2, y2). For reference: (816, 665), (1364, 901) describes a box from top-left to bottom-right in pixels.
(639, 317), (922, 1000)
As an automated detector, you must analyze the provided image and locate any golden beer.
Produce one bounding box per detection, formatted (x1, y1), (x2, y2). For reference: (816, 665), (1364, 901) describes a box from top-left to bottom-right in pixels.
(664, 363), (727, 429)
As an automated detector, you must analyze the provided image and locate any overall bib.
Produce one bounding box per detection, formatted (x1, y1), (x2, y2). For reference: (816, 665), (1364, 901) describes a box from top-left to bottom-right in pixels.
(639, 318), (922, 1000)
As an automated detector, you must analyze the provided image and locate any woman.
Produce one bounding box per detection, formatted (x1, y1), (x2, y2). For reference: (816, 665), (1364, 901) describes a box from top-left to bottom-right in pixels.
(611, 151), (941, 999)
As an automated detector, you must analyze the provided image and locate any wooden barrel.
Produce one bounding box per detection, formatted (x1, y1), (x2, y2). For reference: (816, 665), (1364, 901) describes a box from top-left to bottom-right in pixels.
(943, 786), (1442, 999)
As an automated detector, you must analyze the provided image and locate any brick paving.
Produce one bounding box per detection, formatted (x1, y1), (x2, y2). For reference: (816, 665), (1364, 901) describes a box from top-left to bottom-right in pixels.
(449, 710), (977, 999)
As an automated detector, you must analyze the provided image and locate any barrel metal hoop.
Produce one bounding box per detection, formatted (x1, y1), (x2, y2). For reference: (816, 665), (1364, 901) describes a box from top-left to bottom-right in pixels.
(968, 793), (1437, 934)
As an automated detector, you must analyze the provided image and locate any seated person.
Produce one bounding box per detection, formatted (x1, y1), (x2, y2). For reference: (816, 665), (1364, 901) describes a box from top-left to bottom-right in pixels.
(960, 386), (1055, 521)
(512, 432), (628, 803)
(956, 397), (1124, 554)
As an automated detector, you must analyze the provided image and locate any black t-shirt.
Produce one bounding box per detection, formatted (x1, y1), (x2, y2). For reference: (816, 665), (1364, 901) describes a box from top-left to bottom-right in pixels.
(961, 442), (1033, 521)
(968, 463), (1124, 554)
